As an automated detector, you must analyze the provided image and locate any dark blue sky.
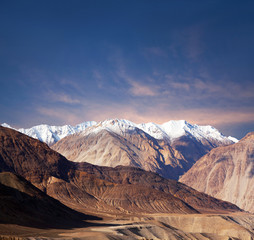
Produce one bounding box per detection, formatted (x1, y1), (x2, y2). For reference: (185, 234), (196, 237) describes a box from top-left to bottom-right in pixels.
(1, 0), (254, 138)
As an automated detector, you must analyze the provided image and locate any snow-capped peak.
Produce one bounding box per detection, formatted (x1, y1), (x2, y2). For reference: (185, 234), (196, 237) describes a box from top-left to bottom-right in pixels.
(1, 123), (13, 129)
(138, 120), (236, 146)
(82, 118), (137, 136)
(80, 119), (236, 146)
(1, 119), (238, 146)
(1, 121), (97, 146)
(137, 122), (168, 140)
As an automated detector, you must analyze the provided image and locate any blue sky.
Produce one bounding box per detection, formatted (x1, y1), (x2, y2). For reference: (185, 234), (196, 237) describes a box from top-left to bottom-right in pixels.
(0, 0), (254, 138)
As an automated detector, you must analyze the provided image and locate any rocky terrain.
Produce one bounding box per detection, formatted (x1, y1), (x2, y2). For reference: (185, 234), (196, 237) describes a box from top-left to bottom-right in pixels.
(0, 126), (240, 216)
(1, 213), (254, 240)
(52, 119), (235, 180)
(0, 172), (97, 229)
(1, 126), (254, 240)
(180, 132), (254, 212)
(52, 128), (191, 180)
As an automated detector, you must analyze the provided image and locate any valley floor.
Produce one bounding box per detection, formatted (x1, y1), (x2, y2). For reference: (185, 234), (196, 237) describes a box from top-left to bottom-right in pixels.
(1, 212), (254, 240)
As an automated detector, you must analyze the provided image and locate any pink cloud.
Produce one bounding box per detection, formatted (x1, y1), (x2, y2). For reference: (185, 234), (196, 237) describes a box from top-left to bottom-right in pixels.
(128, 80), (159, 97)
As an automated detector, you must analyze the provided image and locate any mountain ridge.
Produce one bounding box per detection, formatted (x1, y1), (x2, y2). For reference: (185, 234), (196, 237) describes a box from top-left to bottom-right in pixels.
(180, 131), (254, 212)
(51, 119), (237, 180)
(0, 125), (241, 215)
(1, 118), (238, 146)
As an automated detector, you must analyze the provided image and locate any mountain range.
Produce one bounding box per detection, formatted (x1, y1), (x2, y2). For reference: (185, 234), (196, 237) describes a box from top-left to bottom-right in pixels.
(0, 125), (241, 217)
(51, 119), (236, 180)
(1, 124), (254, 239)
(1, 119), (238, 146)
(2, 119), (237, 180)
(1, 121), (96, 146)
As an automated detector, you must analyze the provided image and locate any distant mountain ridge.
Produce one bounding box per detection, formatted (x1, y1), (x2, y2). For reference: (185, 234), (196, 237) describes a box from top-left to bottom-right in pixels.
(1, 121), (96, 146)
(1, 119), (238, 146)
(51, 119), (237, 180)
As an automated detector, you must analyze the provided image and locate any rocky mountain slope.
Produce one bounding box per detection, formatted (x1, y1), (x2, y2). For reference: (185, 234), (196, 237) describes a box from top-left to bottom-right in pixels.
(0, 126), (241, 215)
(180, 132), (254, 212)
(0, 171), (96, 228)
(52, 128), (191, 180)
(52, 119), (235, 180)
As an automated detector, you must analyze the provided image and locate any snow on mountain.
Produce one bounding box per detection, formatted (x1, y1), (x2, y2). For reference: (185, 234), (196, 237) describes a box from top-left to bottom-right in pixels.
(1, 123), (14, 129)
(1, 119), (237, 146)
(228, 136), (239, 143)
(81, 119), (137, 136)
(83, 119), (236, 146)
(138, 120), (234, 145)
(52, 119), (238, 180)
(1, 121), (96, 146)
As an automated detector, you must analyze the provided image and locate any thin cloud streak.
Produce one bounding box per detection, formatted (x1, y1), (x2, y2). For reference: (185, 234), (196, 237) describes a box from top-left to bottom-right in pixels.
(165, 74), (254, 101)
(115, 62), (160, 97)
(37, 107), (84, 125)
(128, 80), (159, 97)
(46, 91), (81, 104)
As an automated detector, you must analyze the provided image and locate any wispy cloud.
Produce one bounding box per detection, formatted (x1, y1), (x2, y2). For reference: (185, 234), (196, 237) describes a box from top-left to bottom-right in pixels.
(46, 91), (81, 104)
(115, 62), (160, 97)
(165, 73), (254, 102)
(59, 79), (83, 92)
(37, 107), (82, 125)
(128, 80), (159, 97)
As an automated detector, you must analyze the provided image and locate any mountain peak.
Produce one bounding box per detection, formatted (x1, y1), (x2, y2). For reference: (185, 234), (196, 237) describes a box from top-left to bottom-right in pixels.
(82, 118), (137, 137)
(239, 131), (254, 142)
(100, 118), (135, 126)
(1, 123), (13, 129)
(1, 121), (97, 146)
(1, 119), (237, 146)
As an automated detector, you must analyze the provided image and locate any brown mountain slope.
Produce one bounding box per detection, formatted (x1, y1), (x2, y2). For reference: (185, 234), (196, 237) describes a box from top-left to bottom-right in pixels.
(0, 126), (241, 216)
(180, 132), (254, 212)
(0, 172), (97, 228)
(0, 126), (196, 214)
(52, 129), (194, 180)
(51, 120), (234, 181)
(0, 126), (71, 188)
(73, 163), (241, 213)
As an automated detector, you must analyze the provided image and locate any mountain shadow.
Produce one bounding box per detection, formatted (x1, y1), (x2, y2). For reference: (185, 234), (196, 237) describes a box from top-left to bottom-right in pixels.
(0, 172), (100, 229)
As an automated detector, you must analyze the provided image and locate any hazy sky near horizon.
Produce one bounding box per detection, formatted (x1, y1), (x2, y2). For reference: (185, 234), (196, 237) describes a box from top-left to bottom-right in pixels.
(0, 0), (254, 138)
